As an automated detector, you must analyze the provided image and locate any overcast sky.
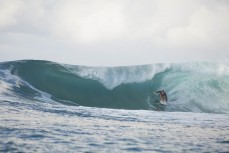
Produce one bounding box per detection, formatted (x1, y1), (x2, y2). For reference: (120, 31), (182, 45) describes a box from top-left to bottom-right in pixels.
(0, 0), (229, 66)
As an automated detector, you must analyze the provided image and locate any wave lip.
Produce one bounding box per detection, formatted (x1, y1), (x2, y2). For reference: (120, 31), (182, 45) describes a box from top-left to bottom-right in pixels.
(0, 60), (229, 114)
(64, 63), (171, 89)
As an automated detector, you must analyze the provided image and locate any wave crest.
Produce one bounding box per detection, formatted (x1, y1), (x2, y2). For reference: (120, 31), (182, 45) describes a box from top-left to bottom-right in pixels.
(64, 64), (171, 89)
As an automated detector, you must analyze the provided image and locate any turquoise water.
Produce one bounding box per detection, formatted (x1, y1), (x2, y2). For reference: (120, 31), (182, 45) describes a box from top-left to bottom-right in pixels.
(0, 60), (229, 152)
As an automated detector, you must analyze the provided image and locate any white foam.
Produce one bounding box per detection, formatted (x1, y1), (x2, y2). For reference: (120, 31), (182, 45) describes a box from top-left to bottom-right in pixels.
(64, 64), (171, 89)
(0, 80), (12, 94)
(0, 68), (58, 104)
(162, 63), (229, 113)
(170, 62), (229, 76)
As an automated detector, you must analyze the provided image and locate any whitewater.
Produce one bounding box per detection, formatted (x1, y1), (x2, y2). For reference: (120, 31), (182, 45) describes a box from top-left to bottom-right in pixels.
(0, 60), (229, 152)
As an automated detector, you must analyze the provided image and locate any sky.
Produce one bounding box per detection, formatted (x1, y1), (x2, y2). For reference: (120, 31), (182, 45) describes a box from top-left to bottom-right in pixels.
(0, 0), (229, 66)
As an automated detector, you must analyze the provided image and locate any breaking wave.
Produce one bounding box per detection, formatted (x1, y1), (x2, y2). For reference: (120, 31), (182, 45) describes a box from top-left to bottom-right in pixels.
(0, 60), (229, 113)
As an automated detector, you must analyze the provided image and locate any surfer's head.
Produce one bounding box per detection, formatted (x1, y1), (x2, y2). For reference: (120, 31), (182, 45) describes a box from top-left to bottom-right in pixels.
(156, 90), (164, 94)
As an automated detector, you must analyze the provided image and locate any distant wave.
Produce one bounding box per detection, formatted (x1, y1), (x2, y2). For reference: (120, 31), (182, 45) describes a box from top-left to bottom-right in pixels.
(0, 60), (229, 113)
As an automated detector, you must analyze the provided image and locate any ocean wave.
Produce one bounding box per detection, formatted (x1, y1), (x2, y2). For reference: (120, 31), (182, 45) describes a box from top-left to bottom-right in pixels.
(0, 60), (229, 113)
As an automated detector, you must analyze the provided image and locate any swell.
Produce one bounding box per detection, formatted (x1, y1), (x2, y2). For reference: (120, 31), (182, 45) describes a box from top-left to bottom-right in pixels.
(1, 60), (229, 113)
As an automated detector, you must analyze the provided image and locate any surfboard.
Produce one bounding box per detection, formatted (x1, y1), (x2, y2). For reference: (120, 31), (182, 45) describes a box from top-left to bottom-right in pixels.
(160, 100), (167, 105)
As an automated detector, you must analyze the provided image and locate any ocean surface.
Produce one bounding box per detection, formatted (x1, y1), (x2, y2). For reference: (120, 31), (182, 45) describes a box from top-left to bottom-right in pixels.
(0, 60), (229, 152)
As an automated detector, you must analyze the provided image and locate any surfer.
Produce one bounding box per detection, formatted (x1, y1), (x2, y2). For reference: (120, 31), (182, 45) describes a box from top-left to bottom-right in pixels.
(156, 90), (167, 105)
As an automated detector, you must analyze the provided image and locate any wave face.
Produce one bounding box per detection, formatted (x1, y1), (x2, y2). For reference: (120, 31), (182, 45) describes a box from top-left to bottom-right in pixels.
(0, 60), (229, 113)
